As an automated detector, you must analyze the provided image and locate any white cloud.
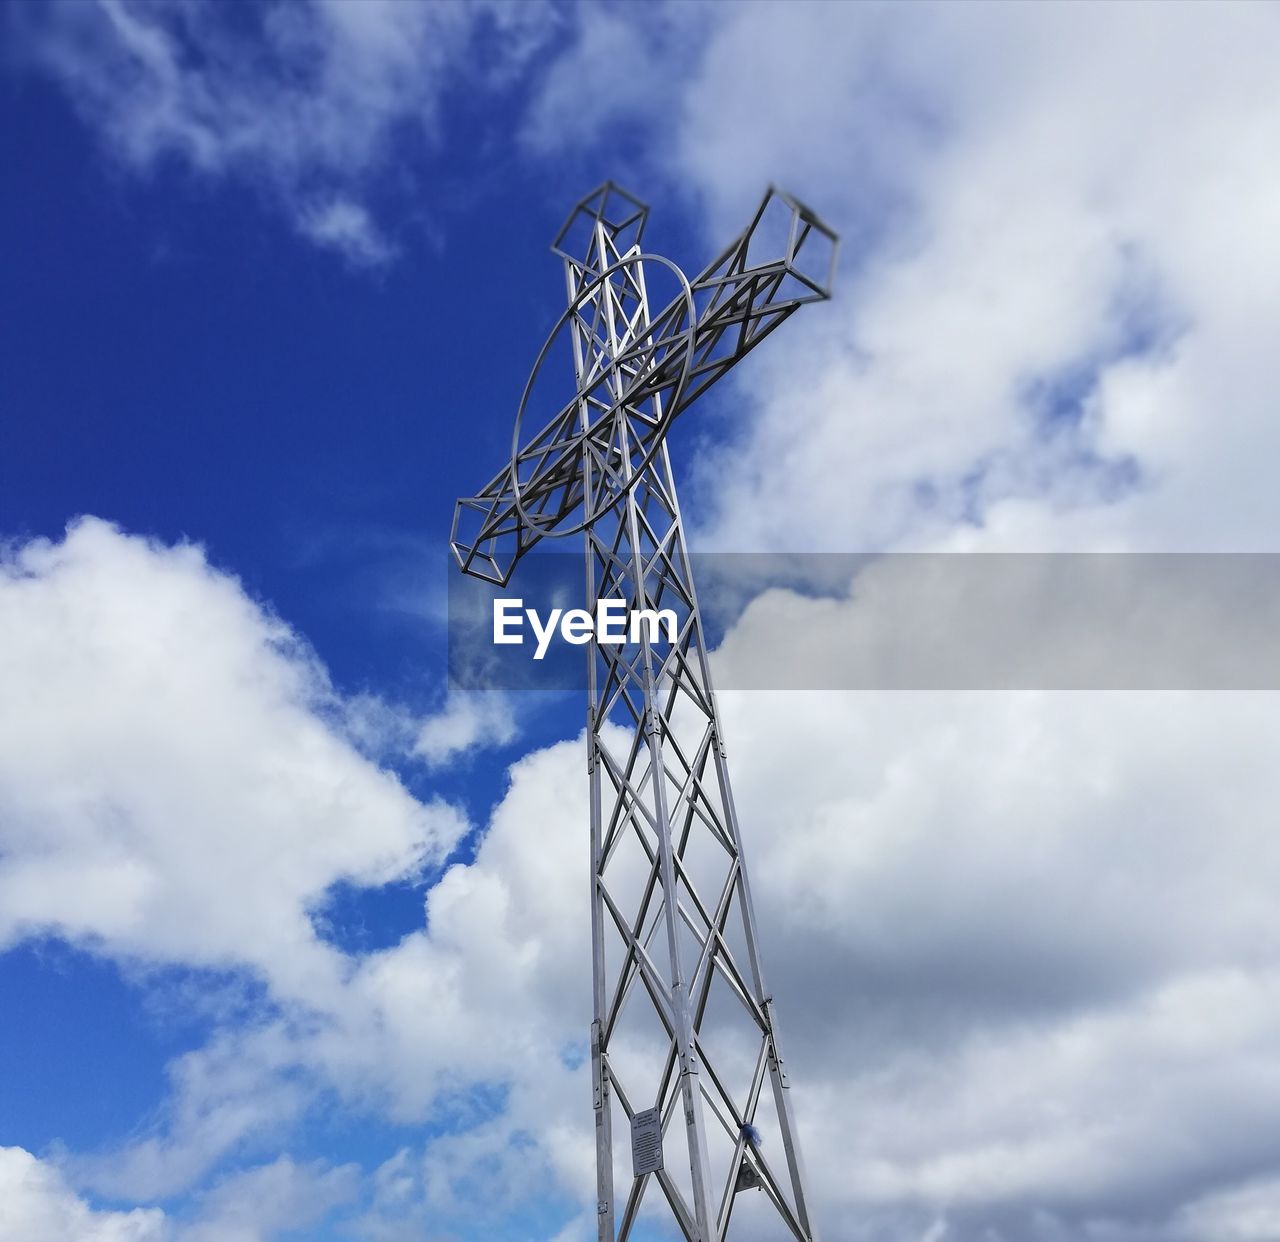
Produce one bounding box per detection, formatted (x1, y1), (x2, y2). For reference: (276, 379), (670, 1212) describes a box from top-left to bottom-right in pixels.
(160, 735), (593, 1227)
(180, 1156), (359, 1242)
(0, 518), (568, 1215)
(519, 3), (711, 159)
(0, 1147), (167, 1242)
(313, 734), (596, 1123)
(13, 520), (1280, 1238)
(270, 651), (1280, 1239)
(0, 517), (465, 992)
(295, 197), (396, 269)
(10, 4), (1280, 1239)
(530, 3), (1280, 556)
(413, 694), (517, 768)
(1176, 1176), (1280, 1242)
(487, 29), (1280, 1226)
(708, 552), (1280, 691)
(705, 675), (1280, 1236)
(340, 690), (517, 769)
(315, 671), (1280, 1240)
(0, 1147), (359, 1242)
(70, 1024), (314, 1202)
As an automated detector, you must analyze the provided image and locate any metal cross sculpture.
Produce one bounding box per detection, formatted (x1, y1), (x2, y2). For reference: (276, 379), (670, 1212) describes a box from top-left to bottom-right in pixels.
(451, 183), (837, 1242)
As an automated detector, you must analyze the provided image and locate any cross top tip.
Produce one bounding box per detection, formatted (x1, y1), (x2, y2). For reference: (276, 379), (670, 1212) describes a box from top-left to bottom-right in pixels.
(551, 181), (650, 265)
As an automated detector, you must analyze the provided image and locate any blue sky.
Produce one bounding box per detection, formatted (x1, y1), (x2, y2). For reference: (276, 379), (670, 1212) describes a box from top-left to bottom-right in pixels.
(0, 6), (740, 1238)
(6, 3), (1280, 1241)
(1, 7), (575, 1236)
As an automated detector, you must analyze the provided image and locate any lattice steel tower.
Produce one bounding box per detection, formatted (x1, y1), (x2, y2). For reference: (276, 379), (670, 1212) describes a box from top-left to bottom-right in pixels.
(451, 184), (837, 1241)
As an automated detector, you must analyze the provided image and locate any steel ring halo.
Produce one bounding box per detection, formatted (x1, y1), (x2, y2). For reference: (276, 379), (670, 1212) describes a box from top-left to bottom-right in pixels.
(509, 252), (696, 539)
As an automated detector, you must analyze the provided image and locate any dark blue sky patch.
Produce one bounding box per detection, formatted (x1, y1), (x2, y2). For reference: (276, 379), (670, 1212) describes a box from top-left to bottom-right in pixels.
(0, 942), (206, 1154)
(309, 877), (429, 956)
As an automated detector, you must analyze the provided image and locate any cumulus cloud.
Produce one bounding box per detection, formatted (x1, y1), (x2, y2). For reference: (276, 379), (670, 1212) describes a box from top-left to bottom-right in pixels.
(84, 735), (595, 1229)
(0, 519), (549, 1205)
(11, 4), (1280, 1240)
(0, 519), (574, 1219)
(11, 517), (1280, 1239)
(700, 674), (1280, 1238)
(413, 693), (518, 768)
(706, 552), (1280, 690)
(530, 3), (1280, 556)
(316, 734), (596, 1129)
(437, 8), (1280, 1230)
(284, 665), (1280, 1240)
(0, 517), (466, 993)
(341, 690), (517, 769)
(0, 1147), (167, 1242)
(0, 1147), (358, 1242)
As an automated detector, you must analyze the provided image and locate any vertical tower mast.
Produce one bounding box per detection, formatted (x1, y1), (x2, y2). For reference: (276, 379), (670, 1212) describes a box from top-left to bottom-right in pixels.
(451, 183), (836, 1241)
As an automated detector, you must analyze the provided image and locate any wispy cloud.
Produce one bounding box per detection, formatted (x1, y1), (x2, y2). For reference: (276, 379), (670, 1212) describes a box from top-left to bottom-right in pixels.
(295, 196), (396, 269)
(414, 694), (517, 768)
(12, 0), (552, 264)
(342, 689), (518, 769)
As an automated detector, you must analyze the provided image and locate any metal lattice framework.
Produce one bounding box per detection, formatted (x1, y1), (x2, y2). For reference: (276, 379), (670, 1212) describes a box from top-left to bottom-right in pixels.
(451, 183), (837, 1242)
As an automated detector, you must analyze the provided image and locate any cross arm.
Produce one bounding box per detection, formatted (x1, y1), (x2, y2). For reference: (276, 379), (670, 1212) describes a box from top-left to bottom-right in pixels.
(450, 463), (553, 585)
(450, 187), (838, 586)
(667, 186), (839, 416)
